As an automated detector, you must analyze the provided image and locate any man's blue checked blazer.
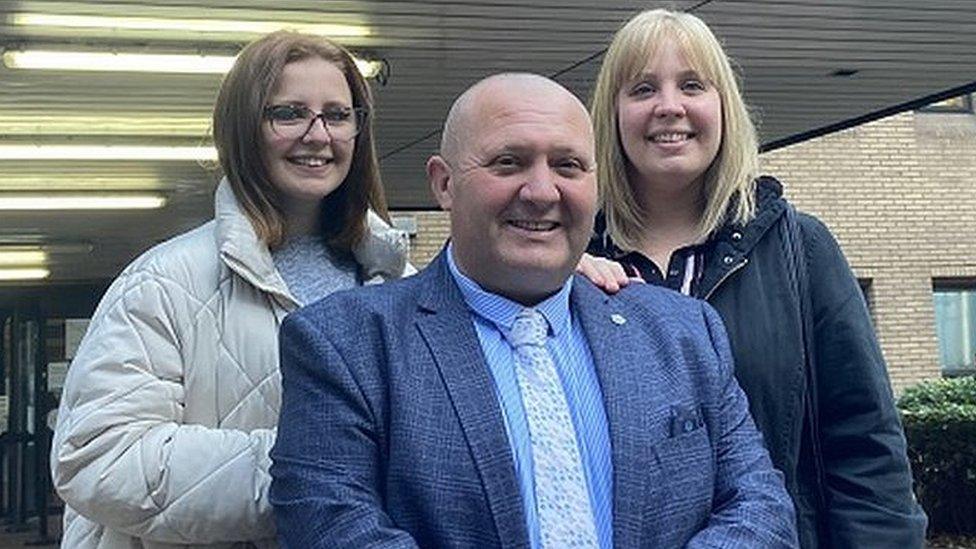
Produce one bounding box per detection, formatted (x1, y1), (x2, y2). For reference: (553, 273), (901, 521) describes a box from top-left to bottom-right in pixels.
(270, 250), (798, 548)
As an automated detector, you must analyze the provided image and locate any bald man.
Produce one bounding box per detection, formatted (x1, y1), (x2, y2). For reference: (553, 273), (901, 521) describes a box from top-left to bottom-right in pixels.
(270, 74), (797, 548)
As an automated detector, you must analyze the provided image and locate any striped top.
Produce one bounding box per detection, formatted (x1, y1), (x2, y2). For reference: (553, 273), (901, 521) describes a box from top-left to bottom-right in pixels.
(446, 246), (613, 549)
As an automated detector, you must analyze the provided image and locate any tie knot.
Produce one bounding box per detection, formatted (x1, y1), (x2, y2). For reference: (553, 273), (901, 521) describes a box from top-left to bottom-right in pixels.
(508, 308), (548, 348)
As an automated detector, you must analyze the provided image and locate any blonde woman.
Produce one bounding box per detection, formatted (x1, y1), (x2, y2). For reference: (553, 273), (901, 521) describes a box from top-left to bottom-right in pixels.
(581, 9), (926, 548)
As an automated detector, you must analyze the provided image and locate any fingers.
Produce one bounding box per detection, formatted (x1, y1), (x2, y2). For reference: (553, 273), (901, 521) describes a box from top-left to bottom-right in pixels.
(600, 259), (629, 293)
(576, 253), (612, 291)
(576, 253), (631, 294)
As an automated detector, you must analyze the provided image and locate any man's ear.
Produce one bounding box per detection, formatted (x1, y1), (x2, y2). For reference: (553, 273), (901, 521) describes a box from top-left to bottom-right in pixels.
(427, 155), (453, 211)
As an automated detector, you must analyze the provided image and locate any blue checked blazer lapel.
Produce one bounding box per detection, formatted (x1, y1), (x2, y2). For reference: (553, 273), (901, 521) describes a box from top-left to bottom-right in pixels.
(571, 276), (652, 548)
(414, 251), (531, 549)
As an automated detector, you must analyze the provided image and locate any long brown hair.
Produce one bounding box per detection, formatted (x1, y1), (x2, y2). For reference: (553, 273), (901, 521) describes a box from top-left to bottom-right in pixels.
(212, 31), (389, 251)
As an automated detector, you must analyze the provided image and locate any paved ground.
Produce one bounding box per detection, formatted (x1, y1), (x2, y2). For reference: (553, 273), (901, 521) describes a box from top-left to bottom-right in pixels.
(930, 535), (976, 548)
(0, 515), (59, 548)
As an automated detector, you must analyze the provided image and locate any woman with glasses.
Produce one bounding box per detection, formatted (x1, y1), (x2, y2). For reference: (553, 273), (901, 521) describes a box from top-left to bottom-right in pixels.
(578, 9), (927, 548)
(51, 31), (411, 548)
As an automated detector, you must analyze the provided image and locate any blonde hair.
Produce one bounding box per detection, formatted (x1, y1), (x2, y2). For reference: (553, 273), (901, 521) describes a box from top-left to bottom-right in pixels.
(590, 8), (759, 250)
(212, 31), (389, 251)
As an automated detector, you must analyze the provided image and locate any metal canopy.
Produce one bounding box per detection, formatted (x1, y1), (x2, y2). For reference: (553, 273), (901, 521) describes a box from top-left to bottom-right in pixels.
(1, 0), (975, 281)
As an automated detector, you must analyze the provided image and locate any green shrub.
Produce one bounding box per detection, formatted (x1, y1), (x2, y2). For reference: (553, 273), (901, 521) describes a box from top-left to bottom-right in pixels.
(898, 376), (976, 535)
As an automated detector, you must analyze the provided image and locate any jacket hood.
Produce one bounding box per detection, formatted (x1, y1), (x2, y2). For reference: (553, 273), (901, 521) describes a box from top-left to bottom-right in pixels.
(713, 175), (788, 254)
(697, 176), (788, 298)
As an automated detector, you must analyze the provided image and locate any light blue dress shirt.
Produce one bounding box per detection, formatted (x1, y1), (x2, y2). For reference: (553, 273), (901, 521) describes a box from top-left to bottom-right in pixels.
(446, 246), (613, 549)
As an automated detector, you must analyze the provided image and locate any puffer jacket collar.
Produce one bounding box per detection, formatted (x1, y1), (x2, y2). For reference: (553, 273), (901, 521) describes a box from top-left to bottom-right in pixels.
(357, 209), (411, 285)
(700, 176), (788, 298)
(215, 179), (296, 307)
(214, 179), (411, 307)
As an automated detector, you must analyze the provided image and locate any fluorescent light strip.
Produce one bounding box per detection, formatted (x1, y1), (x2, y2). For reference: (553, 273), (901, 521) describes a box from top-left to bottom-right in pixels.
(13, 13), (370, 38)
(0, 193), (167, 210)
(1, 176), (164, 190)
(0, 250), (48, 266)
(3, 50), (235, 74)
(0, 114), (210, 136)
(0, 242), (93, 254)
(0, 268), (50, 281)
(0, 145), (216, 161)
(3, 49), (383, 78)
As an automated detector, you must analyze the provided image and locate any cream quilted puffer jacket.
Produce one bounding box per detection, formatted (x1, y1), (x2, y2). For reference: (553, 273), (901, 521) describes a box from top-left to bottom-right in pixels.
(51, 180), (413, 548)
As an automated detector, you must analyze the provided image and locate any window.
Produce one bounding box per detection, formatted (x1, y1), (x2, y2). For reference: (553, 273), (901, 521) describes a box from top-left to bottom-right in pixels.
(932, 281), (976, 376)
(857, 278), (872, 307)
(918, 93), (974, 113)
(857, 278), (874, 324)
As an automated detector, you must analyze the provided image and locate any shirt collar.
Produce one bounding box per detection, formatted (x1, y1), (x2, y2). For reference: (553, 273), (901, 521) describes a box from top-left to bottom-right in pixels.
(445, 242), (572, 337)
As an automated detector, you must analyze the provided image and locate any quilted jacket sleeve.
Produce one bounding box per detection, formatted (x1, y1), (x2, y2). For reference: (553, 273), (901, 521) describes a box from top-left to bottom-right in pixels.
(50, 267), (276, 544)
(799, 214), (927, 548)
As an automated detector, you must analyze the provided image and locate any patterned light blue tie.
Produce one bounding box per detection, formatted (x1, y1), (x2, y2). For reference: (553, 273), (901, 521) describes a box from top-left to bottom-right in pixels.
(507, 308), (598, 548)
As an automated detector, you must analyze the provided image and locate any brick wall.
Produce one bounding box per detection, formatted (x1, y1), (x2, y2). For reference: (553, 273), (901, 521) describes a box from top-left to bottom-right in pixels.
(394, 109), (976, 391)
(762, 111), (976, 391)
(395, 211), (450, 267)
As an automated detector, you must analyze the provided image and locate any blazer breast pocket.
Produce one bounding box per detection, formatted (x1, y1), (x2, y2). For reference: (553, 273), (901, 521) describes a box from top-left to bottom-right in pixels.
(643, 407), (715, 538)
(647, 405), (715, 511)
(652, 417), (710, 468)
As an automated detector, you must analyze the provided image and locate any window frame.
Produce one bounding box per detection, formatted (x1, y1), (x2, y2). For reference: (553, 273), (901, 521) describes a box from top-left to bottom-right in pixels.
(932, 278), (976, 377)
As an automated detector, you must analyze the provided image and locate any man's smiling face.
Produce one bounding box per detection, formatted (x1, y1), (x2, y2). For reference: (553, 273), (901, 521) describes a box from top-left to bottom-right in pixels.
(429, 76), (597, 304)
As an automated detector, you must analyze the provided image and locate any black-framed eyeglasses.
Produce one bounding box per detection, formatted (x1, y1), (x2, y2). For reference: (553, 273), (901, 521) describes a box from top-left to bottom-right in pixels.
(263, 104), (367, 141)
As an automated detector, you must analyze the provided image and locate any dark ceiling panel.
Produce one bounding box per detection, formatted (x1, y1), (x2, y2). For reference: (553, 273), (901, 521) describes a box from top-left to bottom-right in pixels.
(1, 0), (974, 280)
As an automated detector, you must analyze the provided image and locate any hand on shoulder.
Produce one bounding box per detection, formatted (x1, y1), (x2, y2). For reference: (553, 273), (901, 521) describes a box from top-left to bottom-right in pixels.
(576, 253), (644, 294)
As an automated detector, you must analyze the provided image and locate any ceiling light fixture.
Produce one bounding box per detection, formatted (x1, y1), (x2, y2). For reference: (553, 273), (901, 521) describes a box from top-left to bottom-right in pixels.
(0, 268), (50, 281)
(0, 242), (94, 254)
(12, 13), (370, 38)
(0, 113), (210, 136)
(3, 49), (385, 79)
(355, 58), (385, 81)
(0, 176), (164, 191)
(0, 144), (216, 161)
(0, 249), (48, 266)
(0, 193), (167, 210)
(3, 50), (234, 74)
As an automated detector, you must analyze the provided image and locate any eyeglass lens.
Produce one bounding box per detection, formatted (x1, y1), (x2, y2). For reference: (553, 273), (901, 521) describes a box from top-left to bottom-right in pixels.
(267, 106), (362, 141)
